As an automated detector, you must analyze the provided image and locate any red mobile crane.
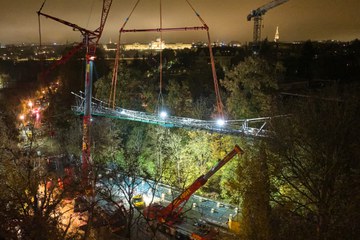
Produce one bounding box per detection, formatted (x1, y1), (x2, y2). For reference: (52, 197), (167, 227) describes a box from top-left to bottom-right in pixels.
(37, 0), (113, 185)
(144, 145), (244, 239)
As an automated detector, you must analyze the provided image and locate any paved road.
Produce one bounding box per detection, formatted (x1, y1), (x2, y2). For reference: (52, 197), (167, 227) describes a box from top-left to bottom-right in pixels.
(97, 175), (239, 239)
(135, 179), (239, 238)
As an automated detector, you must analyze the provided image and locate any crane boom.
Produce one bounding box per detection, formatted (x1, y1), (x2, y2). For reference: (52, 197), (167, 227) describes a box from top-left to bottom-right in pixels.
(95, 0), (112, 45)
(144, 145), (244, 225)
(37, 0), (113, 185)
(37, 11), (98, 37)
(247, 0), (288, 21)
(247, 0), (289, 52)
(37, 0), (112, 55)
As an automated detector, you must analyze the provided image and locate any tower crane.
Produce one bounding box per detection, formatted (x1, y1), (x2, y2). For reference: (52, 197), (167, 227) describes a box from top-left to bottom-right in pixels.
(247, 0), (288, 51)
(37, 0), (113, 184)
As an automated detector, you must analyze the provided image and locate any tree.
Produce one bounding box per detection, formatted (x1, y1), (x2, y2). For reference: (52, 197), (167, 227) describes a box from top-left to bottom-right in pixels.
(0, 107), (80, 240)
(220, 56), (281, 240)
(165, 80), (193, 117)
(221, 56), (279, 118)
(298, 40), (315, 81)
(269, 85), (360, 240)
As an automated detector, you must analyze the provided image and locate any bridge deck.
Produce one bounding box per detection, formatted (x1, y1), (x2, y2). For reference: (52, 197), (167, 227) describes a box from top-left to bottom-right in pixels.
(71, 92), (271, 137)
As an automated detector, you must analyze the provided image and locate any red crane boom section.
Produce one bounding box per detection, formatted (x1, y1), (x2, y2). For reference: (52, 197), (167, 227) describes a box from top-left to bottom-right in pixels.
(158, 145), (244, 224)
(37, 0), (112, 56)
(37, 0), (113, 186)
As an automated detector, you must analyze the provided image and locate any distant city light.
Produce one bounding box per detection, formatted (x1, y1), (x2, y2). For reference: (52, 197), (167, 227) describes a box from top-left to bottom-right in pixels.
(28, 101), (33, 108)
(19, 114), (25, 121)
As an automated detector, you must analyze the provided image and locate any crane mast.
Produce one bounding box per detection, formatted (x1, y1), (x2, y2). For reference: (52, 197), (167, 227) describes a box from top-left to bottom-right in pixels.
(37, 0), (113, 185)
(247, 0), (288, 51)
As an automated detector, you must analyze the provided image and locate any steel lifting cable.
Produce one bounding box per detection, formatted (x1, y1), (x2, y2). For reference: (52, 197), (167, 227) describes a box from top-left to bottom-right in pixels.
(109, 0), (141, 108)
(110, 0), (224, 119)
(37, 0), (47, 83)
(157, 0), (164, 113)
(185, 0), (224, 119)
(38, 1), (46, 49)
(86, 0), (96, 29)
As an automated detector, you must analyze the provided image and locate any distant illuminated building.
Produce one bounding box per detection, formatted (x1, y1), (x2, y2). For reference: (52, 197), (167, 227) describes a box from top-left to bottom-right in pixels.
(166, 42), (192, 50)
(114, 38), (192, 51)
(103, 41), (117, 51)
(229, 41), (242, 47)
(150, 38), (165, 50)
(123, 42), (149, 51)
(274, 26), (280, 42)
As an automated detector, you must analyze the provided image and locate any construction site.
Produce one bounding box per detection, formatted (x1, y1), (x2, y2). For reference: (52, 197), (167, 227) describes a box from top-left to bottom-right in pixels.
(0, 0), (359, 239)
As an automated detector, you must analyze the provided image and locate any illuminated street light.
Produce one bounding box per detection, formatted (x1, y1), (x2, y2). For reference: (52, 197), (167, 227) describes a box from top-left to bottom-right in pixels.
(19, 114), (25, 121)
(28, 101), (33, 108)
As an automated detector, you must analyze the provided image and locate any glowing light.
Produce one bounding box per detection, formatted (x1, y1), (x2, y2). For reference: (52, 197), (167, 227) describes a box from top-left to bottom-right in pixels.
(160, 111), (168, 119)
(216, 119), (225, 127)
(143, 194), (152, 206)
(28, 101), (33, 108)
(19, 115), (25, 121)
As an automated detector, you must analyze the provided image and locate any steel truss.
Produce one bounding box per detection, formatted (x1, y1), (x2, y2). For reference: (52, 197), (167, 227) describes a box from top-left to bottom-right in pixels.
(72, 92), (272, 137)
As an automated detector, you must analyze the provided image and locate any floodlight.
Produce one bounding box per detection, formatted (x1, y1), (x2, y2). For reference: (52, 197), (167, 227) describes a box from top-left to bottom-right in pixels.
(160, 110), (168, 119)
(216, 118), (225, 127)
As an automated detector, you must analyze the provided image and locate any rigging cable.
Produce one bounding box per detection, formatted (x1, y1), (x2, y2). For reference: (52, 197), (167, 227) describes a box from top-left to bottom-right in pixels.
(37, 0), (47, 83)
(38, 0), (46, 49)
(86, 0), (96, 29)
(157, 0), (164, 114)
(109, 0), (141, 108)
(185, 0), (224, 119)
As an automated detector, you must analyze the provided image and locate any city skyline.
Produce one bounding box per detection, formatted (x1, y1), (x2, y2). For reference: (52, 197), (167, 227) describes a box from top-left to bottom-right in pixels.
(0, 0), (359, 45)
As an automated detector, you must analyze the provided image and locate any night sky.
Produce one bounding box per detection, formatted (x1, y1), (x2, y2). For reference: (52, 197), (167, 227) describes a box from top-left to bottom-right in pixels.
(1, 0), (359, 45)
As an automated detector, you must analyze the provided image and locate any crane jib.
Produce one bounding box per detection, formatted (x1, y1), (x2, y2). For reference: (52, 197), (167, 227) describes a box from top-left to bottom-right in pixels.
(203, 145), (243, 180)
